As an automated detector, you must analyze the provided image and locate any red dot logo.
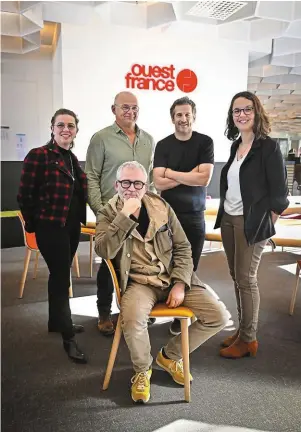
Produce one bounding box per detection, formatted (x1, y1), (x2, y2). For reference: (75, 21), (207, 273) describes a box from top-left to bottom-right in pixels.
(176, 69), (197, 93)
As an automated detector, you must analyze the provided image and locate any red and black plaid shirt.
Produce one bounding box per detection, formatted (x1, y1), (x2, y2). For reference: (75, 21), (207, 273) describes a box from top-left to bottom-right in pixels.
(17, 141), (87, 232)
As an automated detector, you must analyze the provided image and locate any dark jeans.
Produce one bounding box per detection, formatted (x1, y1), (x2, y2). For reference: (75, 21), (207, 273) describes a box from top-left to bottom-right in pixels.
(96, 260), (114, 317)
(176, 211), (206, 271)
(35, 219), (81, 340)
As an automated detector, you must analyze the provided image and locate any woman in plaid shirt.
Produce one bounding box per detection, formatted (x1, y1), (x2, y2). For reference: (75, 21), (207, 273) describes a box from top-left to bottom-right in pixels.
(18, 108), (88, 364)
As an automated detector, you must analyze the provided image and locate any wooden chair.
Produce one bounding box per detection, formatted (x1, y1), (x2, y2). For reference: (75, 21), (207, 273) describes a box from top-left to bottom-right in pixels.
(81, 227), (95, 277)
(17, 212), (79, 299)
(102, 259), (194, 403)
(289, 259), (301, 316)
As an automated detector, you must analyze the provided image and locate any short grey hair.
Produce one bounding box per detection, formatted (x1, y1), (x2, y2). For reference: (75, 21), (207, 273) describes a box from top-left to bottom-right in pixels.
(116, 161), (148, 181)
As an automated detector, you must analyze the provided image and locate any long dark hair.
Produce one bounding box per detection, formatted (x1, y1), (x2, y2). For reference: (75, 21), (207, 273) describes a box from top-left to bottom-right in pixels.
(50, 108), (79, 149)
(225, 91), (271, 141)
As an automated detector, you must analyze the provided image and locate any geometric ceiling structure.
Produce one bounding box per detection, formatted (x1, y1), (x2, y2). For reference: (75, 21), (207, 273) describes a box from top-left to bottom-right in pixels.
(1, 1), (301, 134)
(1, 1), (43, 54)
(96, 0), (301, 135)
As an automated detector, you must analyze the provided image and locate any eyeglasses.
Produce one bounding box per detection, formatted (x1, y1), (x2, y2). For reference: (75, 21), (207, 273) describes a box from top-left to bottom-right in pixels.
(54, 123), (76, 130)
(232, 106), (254, 117)
(115, 104), (139, 113)
(118, 180), (145, 190)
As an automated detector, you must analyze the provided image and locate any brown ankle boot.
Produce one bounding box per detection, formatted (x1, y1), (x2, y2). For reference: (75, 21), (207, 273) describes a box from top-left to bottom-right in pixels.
(220, 338), (258, 359)
(97, 316), (115, 336)
(221, 330), (239, 348)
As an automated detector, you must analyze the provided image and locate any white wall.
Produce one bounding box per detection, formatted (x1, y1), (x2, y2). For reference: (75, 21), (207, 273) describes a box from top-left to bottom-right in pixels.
(1, 17), (249, 163)
(60, 17), (249, 162)
(52, 28), (63, 110)
(1, 51), (54, 161)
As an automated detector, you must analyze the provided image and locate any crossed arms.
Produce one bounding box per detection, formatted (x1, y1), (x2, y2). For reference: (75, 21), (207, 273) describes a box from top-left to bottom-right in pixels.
(153, 163), (214, 192)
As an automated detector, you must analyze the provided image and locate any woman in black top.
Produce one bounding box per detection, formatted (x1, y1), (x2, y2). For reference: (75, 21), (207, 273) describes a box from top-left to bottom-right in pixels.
(18, 108), (88, 364)
(215, 91), (289, 359)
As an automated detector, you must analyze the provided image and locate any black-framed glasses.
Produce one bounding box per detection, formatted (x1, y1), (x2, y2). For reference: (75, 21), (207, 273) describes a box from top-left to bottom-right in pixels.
(54, 122), (76, 130)
(232, 106), (254, 117)
(115, 104), (139, 113)
(118, 180), (145, 190)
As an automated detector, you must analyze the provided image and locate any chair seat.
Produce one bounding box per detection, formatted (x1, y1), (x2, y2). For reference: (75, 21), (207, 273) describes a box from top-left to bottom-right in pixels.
(81, 227), (95, 236)
(26, 232), (38, 250)
(205, 233), (222, 242)
(149, 303), (194, 318)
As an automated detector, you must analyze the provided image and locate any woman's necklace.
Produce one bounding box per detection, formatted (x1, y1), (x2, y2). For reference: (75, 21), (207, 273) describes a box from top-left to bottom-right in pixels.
(237, 143), (252, 161)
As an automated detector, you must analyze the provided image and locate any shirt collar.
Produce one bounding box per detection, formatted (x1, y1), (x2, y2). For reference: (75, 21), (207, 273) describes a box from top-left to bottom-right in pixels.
(112, 121), (140, 137)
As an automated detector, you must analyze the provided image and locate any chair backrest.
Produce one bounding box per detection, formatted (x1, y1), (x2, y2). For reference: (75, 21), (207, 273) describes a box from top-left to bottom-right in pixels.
(285, 163), (295, 195)
(17, 212), (39, 251)
(104, 259), (121, 309)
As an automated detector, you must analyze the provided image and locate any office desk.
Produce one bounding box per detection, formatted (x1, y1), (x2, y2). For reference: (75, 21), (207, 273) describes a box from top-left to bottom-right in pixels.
(204, 215), (301, 248)
(86, 205), (301, 248)
(204, 197), (301, 216)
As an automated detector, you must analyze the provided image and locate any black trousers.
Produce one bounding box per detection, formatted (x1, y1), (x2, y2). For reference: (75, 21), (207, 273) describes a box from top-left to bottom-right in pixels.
(35, 219), (81, 340)
(176, 211), (206, 271)
(95, 211), (205, 316)
(96, 260), (114, 317)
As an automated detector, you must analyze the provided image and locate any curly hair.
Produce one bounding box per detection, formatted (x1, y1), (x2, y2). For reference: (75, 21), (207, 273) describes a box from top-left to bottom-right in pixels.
(50, 108), (79, 149)
(225, 91), (271, 141)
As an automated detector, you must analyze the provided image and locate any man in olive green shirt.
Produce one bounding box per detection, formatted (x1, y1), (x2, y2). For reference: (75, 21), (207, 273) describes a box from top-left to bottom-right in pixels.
(85, 91), (155, 335)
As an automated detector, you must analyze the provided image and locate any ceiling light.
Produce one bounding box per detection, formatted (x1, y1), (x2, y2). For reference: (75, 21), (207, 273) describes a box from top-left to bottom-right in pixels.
(186, 1), (247, 21)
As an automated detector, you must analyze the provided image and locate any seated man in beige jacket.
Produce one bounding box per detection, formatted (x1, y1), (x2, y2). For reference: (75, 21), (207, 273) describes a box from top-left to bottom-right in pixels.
(95, 161), (228, 404)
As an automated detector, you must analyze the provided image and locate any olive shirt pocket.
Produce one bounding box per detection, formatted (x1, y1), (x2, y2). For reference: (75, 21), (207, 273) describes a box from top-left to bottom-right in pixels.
(156, 224), (173, 253)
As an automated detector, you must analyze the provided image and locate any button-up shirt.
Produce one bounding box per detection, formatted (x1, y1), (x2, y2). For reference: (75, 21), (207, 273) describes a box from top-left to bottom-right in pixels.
(85, 122), (155, 215)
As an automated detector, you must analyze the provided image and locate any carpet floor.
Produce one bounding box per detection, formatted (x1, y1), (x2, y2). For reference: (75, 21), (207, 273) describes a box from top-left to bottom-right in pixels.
(1, 242), (301, 432)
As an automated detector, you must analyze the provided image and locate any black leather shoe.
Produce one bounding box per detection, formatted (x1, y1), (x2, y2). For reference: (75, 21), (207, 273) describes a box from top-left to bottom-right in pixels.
(72, 324), (84, 333)
(63, 339), (87, 364)
(49, 324), (85, 333)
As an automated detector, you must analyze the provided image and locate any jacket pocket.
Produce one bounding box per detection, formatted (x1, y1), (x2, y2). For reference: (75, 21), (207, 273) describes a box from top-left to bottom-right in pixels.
(247, 201), (275, 244)
(156, 230), (173, 253)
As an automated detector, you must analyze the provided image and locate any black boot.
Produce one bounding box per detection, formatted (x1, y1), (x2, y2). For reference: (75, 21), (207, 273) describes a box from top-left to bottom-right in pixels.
(63, 339), (87, 364)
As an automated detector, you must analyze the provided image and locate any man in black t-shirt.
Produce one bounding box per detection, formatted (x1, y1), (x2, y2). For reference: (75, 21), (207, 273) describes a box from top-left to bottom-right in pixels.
(154, 96), (214, 335)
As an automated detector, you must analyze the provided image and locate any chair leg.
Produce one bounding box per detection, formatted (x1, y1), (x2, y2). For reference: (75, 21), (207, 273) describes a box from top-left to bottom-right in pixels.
(69, 272), (73, 298)
(19, 248), (31, 299)
(73, 252), (80, 278)
(33, 250), (39, 279)
(289, 263), (300, 316)
(89, 235), (93, 278)
(103, 314), (122, 391)
(180, 318), (191, 403)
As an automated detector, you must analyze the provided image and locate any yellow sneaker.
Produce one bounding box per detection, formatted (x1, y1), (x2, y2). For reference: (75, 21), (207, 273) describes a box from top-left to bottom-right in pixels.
(131, 369), (152, 403)
(156, 349), (193, 386)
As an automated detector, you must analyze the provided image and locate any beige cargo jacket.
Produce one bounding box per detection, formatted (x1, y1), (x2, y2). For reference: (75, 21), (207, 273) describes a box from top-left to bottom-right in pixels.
(95, 192), (203, 294)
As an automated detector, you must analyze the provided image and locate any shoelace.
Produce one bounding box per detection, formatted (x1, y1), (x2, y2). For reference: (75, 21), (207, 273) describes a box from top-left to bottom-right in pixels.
(169, 359), (184, 376)
(131, 372), (149, 392)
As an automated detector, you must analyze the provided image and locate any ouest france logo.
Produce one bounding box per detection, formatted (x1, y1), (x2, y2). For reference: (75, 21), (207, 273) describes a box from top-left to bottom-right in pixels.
(125, 63), (198, 93)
